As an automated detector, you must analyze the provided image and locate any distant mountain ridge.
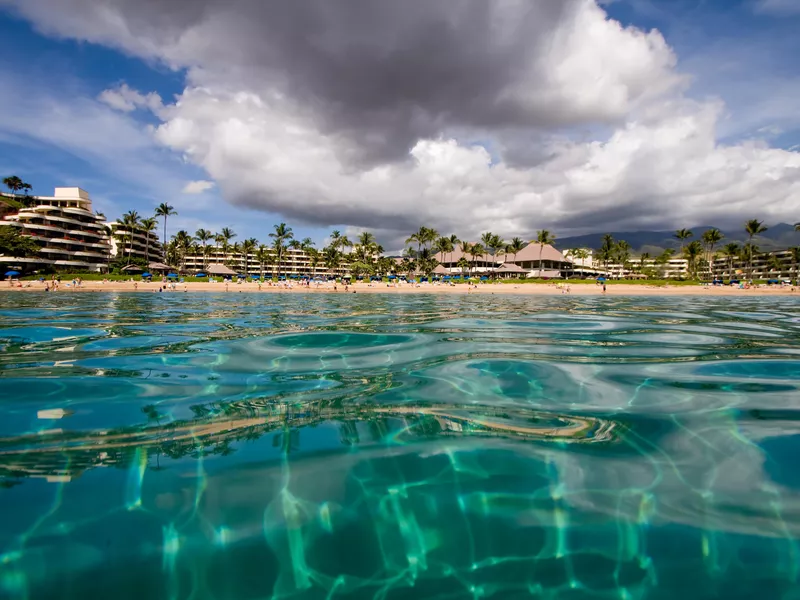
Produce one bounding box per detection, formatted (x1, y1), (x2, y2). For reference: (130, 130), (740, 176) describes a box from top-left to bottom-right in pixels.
(553, 224), (800, 254)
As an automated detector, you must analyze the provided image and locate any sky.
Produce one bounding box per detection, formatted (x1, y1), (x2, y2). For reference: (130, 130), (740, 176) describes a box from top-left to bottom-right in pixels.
(0, 0), (798, 251)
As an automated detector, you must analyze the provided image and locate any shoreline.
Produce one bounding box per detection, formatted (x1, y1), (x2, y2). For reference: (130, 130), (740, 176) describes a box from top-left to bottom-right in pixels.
(3, 281), (798, 296)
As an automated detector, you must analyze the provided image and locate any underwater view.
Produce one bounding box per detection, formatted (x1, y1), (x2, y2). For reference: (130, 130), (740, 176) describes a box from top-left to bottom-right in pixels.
(1, 292), (800, 599)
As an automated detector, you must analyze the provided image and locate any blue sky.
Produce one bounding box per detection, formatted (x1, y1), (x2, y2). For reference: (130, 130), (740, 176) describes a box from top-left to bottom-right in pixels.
(0, 0), (798, 246)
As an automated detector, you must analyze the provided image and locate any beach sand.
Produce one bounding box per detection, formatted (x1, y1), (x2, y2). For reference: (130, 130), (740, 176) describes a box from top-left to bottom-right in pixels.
(5, 279), (798, 296)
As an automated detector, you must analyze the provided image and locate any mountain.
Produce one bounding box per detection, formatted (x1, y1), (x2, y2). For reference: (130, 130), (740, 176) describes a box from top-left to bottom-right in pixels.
(554, 224), (800, 254)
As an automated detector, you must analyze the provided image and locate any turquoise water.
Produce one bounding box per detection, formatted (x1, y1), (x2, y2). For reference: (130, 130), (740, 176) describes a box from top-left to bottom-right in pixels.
(2, 292), (800, 599)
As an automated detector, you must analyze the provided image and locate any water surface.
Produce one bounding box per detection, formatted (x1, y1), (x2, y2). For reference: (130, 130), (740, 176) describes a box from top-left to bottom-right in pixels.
(2, 292), (800, 599)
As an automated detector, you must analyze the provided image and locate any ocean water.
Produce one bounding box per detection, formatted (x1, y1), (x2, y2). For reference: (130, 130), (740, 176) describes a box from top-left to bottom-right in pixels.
(1, 292), (800, 600)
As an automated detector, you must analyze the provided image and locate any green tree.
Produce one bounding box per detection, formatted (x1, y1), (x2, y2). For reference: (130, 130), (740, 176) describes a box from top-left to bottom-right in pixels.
(674, 228), (693, 253)
(0, 226), (40, 258)
(194, 229), (213, 270)
(744, 219), (768, 280)
(614, 240), (632, 278)
(154, 203), (177, 251)
(721, 243), (740, 279)
(2, 175), (26, 199)
(701, 228), (724, 280)
(269, 223), (294, 278)
(140, 217), (157, 264)
(218, 227), (237, 265)
(597, 234), (614, 276)
(506, 237), (526, 264)
(789, 247), (800, 285)
(121, 210), (140, 265)
(535, 230), (555, 278)
(469, 243), (486, 277)
(240, 238), (257, 277)
(683, 240), (704, 279)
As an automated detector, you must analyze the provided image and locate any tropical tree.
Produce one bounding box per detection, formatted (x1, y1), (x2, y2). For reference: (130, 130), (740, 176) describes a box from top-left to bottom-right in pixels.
(638, 252), (650, 277)
(255, 244), (273, 279)
(240, 238), (257, 277)
(323, 246), (342, 276)
(2, 175), (27, 199)
(744, 219), (767, 280)
(456, 257), (470, 278)
(790, 247), (800, 285)
(120, 210), (140, 265)
(674, 228), (693, 253)
(140, 217), (157, 264)
(506, 237), (526, 264)
(307, 248), (321, 278)
(469, 243), (486, 277)
(701, 228), (724, 280)
(270, 223), (294, 278)
(655, 248), (674, 279)
(172, 230), (193, 270)
(154, 203), (177, 251)
(218, 227), (237, 265)
(766, 253), (783, 277)
(357, 231), (376, 249)
(614, 240), (632, 278)
(721, 243), (740, 279)
(0, 226), (40, 258)
(195, 229), (213, 270)
(683, 240), (704, 279)
(597, 234), (615, 276)
(535, 230), (555, 278)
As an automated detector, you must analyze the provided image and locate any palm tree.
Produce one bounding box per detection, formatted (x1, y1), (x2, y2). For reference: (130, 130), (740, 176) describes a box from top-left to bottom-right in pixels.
(195, 229), (213, 270)
(535, 230), (555, 278)
(140, 217), (157, 264)
(790, 247), (800, 285)
(2, 175), (26, 199)
(172, 230), (193, 271)
(720, 243), (740, 279)
(701, 228), (724, 280)
(469, 243), (486, 277)
(240, 238), (257, 277)
(456, 257), (470, 278)
(269, 223), (294, 278)
(568, 247), (589, 277)
(683, 240), (704, 279)
(323, 246), (342, 276)
(744, 219), (768, 280)
(154, 203), (177, 251)
(614, 240), (631, 278)
(358, 231), (376, 249)
(219, 227), (237, 265)
(598, 234), (615, 276)
(638, 252), (650, 277)
(121, 210), (140, 265)
(255, 244), (272, 279)
(448, 234), (460, 268)
(674, 228), (693, 253)
(307, 248), (321, 278)
(506, 237), (526, 264)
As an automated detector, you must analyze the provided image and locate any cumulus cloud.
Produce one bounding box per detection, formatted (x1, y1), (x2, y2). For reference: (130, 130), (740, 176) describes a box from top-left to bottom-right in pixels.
(2, 0), (799, 239)
(182, 180), (215, 194)
(98, 83), (163, 114)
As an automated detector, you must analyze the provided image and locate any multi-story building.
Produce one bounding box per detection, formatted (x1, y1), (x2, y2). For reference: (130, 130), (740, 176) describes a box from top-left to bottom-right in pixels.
(433, 243), (571, 278)
(0, 187), (112, 272)
(179, 246), (345, 278)
(108, 222), (163, 263)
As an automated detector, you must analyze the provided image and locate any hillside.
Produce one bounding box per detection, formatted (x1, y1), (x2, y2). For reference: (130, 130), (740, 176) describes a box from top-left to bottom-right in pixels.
(554, 224), (800, 254)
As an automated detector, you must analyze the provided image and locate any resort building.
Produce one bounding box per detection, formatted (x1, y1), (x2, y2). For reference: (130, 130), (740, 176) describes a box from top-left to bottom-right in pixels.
(179, 246), (346, 278)
(433, 243), (571, 278)
(108, 221), (163, 263)
(0, 187), (112, 272)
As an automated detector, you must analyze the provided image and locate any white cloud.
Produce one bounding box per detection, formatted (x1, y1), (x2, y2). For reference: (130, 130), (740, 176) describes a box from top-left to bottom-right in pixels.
(2, 0), (799, 240)
(98, 83), (163, 114)
(755, 0), (800, 15)
(182, 180), (215, 194)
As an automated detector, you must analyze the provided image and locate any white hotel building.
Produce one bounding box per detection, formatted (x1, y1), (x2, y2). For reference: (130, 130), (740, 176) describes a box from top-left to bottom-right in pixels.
(0, 187), (112, 272)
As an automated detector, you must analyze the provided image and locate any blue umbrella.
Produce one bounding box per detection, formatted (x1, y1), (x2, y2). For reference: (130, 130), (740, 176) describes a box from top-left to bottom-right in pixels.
(251, 274), (260, 279)
(141, 272), (152, 278)
(5, 270), (20, 277)
(167, 273), (178, 279)
(420, 277), (428, 282)
(480, 276), (489, 281)
(597, 277), (607, 282)
(195, 273), (207, 277)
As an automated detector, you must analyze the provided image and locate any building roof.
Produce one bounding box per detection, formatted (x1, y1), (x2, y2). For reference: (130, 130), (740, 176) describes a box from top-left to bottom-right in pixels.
(503, 243), (566, 264)
(433, 264), (449, 274)
(493, 263), (526, 273)
(148, 262), (171, 271)
(207, 263), (237, 275)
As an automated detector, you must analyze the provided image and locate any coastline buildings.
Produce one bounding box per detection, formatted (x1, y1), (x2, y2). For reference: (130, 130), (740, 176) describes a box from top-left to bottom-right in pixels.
(0, 188), (112, 272)
(108, 221), (163, 263)
(433, 243), (571, 278)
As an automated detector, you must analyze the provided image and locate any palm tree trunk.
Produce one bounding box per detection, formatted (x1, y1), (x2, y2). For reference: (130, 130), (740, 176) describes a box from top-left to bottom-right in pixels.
(539, 244), (544, 277)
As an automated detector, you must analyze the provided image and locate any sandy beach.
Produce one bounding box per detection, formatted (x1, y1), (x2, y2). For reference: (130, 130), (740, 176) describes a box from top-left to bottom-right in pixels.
(4, 279), (798, 296)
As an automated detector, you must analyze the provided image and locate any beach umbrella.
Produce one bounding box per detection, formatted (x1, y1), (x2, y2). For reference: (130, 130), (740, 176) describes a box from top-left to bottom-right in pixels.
(141, 272), (152, 278)
(251, 274), (260, 279)
(388, 275), (397, 279)
(5, 270), (20, 277)
(420, 276), (428, 282)
(480, 276), (488, 281)
(597, 277), (606, 282)
(195, 273), (207, 277)
(167, 273), (178, 279)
